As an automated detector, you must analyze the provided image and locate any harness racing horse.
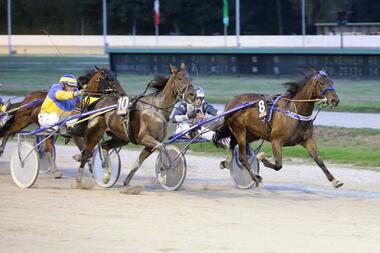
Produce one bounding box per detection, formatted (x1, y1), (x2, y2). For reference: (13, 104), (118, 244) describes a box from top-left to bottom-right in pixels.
(75, 63), (196, 187)
(214, 70), (343, 188)
(0, 67), (126, 175)
(70, 67), (127, 154)
(0, 90), (47, 157)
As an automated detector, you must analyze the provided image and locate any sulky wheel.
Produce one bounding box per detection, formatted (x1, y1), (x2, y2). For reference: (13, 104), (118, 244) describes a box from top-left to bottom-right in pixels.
(10, 141), (40, 188)
(92, 148), (121, 188)
(229, 144), (260, 189)
(155, 145), (187, 191)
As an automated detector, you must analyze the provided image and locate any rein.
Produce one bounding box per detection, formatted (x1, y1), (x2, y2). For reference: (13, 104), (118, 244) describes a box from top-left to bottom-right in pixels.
(269, 96), (329, 122)
(280, 97), (328, 103)
(130, 74), (192, 112)
(135, 99), (175, 111)
(84, 91), (120, 97)
(0, 98), (44, 116)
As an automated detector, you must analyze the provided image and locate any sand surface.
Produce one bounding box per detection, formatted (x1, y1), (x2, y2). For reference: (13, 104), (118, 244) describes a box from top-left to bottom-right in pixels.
(1, 142), (380, 253)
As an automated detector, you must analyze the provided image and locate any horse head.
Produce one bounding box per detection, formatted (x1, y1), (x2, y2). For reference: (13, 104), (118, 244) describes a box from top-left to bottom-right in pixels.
(168, 63), (196, 104)
(78, 67), (126, 96)
(312, 70), (339, 108)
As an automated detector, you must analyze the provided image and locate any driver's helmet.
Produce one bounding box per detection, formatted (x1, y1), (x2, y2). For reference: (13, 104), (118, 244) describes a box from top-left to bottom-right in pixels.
(59, 74), (78, 87)
(195, 86), (205, 98)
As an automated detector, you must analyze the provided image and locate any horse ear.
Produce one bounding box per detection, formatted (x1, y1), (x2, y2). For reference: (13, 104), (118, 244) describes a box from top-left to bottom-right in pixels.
(170, 65), (177, 74)
(94, 65), (99, 70)
(180, 62), (186, 70)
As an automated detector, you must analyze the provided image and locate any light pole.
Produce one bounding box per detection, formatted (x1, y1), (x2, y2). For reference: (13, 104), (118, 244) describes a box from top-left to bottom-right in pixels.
(301, 0), (306, 47)
(102, 0), (108, 53)
(223, 0), (229, 47)
(235, 0), (240, 48)
(7, 0), (13, 55)
(336, 11), (348, 49)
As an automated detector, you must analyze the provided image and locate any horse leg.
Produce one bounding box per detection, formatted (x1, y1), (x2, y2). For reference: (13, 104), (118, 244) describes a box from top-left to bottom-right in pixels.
(230, 127), (262, 184)
(219, 134), (237, 169)
(302, 138), (343, 188)
(219, 151), (233, 169)
(72, 136), (85, 162)
(72, 136), (96, 174)
(123, 147), (154, 186)
(77, 123), (106, 185)
(0, 116), (33, 156)
(45, 137), (62, 178)
(101, 137), (127, 151)
(259, 139), (283, 171)
(0, 134), (10, 157)
(123, 134), (160, 186)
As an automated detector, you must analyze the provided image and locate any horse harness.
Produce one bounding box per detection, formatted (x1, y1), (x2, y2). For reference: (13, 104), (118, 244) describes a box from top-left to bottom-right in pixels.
(254, 93), (329, 134)
(121, 94), (177, 145)
(120, 79), (193, 145)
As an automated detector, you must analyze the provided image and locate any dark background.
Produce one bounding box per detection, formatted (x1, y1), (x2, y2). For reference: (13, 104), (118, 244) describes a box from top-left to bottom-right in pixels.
(1, 0), (380, 35)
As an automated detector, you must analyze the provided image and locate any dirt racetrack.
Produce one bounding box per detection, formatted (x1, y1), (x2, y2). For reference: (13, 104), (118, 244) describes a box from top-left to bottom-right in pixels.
(1, 141), (380, 253)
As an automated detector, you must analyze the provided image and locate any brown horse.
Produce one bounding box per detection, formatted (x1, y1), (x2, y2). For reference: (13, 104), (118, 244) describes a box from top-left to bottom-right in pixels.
(214, 70), (343, 188)
(0, 90), (47, 157)
(75, 64), (196, 186)
(0, 67), (126, 176)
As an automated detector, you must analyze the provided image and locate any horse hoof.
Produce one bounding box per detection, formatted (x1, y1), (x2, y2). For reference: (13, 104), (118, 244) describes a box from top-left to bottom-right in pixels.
(52, 169), (63, 179)
(103, 173), (110, 184)
(252, 174), (262, 184)
(332, 179), (344, 188)
(256, 152), (266, 161)
(72, 154), (81, 162)
(157, 173), (167, 185)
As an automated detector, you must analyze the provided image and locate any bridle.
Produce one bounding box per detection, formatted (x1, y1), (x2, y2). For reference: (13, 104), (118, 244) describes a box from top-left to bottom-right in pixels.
(280, 71), (335, 104)
(172, 73), (194, 104)
(133, 71), (194, 112)
(85, 70), (121, 97)
(78, 69), (122, 113)
(269, 71), (336, 122)
(314, 70), (336, 97)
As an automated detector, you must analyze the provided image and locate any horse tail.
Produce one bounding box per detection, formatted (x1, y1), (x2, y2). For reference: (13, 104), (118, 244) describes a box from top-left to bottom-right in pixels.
(212, 120), (232, 148)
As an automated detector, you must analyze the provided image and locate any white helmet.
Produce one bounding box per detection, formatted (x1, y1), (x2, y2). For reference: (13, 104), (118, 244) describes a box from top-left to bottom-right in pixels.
(195, 86), (205, 98)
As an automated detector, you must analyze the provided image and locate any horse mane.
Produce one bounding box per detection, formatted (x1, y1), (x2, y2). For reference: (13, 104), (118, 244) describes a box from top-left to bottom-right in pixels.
(77, 68), (97, 86)
(78, 67), (117, 86)
(282, 69), (317, 98)
(144, 75), (169, 94)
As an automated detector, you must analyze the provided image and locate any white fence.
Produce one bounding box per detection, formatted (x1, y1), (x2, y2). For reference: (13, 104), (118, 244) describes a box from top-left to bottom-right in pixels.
(1, 35), (380, 55)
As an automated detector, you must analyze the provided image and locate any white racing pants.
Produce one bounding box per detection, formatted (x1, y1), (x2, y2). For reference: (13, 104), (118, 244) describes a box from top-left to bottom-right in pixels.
(174, 122), (214, 141)
(38, 112), (59, 130)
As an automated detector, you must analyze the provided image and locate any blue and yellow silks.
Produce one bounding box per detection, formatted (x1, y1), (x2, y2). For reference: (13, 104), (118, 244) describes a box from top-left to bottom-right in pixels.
(41, 84), (99, 117)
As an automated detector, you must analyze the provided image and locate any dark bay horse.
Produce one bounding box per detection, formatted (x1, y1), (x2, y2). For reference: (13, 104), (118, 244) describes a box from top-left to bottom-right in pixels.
(0, 67), (126, 175)
(214, 70), (343, 188)
(75, 64), (196, 186)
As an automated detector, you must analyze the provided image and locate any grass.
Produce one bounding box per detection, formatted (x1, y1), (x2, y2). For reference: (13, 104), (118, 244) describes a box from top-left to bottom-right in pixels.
(1, 55), (380, 112)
